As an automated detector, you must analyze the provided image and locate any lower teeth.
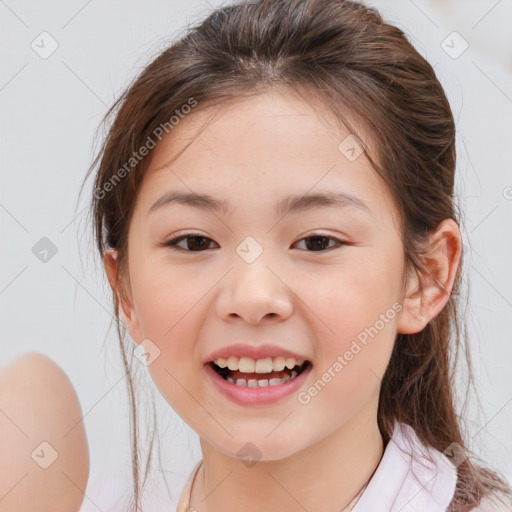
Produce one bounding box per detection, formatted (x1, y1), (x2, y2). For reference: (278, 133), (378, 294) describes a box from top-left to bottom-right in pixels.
(226, 370), (298, 387)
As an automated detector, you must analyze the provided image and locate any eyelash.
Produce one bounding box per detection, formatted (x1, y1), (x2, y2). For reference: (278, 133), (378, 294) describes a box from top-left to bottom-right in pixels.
(162, 233), (349, 253)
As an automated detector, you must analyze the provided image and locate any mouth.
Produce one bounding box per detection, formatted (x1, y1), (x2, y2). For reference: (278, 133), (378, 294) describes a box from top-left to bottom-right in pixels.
(208, 357), (312, 387)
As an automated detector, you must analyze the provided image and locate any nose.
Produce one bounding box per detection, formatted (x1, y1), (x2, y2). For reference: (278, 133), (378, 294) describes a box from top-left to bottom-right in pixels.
(215, 255), (294, 325)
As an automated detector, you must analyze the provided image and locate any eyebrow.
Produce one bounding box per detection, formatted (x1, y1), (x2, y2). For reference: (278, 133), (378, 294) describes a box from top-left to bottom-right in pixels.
(146, 190), (372, 218)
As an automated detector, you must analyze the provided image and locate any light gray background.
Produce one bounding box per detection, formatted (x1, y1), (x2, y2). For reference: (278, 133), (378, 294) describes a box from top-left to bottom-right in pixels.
(1, 1), (511, 510)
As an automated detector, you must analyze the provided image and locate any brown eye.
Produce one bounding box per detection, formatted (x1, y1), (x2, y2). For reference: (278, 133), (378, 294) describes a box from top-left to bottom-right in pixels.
(293, 235), (347, 252)
(163, 234), (218, 252)
(162, 233), (347, 253)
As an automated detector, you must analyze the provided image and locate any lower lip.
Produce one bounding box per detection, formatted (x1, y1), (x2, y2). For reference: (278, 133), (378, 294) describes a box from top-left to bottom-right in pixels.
(203, 362), (312, 406)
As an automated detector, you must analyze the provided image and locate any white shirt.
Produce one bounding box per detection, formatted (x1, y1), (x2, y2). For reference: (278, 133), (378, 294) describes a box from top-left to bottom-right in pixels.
(353, 421), (457, 511)
(177, 421), (510, 512)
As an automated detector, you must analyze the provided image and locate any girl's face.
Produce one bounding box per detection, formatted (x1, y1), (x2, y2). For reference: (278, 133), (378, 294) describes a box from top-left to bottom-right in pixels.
(115, 89), (411, 460)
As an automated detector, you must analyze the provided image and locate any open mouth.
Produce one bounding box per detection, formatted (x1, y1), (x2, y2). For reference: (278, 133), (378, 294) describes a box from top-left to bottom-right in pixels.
(209, 360), (312, 388)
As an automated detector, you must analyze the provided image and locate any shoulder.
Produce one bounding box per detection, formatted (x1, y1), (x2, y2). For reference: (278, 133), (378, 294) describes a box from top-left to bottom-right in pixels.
(1, 351), (69, 385)
(0, 352), (90, 512)
(0, 351), (84, 409)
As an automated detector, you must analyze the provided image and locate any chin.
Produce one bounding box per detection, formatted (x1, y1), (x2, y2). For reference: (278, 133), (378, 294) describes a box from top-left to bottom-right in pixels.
(211, 435), (305, 465)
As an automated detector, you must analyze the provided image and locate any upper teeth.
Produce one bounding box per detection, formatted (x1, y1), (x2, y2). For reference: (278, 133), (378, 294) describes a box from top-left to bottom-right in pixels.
(214, 356), (304, 373)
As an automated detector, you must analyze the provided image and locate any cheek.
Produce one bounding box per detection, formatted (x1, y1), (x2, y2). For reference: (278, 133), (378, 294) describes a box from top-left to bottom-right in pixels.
(294, 250), (402, 374)
(130, 269), (205, 406)
(132, 259), (203, 338)
(140, 286), (205, 419)
(301, 258), (401, 330)
(299, 279), (398, 422)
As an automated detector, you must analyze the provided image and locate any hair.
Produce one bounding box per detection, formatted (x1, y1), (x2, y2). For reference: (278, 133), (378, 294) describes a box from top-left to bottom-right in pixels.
(79, 0), (512, 510)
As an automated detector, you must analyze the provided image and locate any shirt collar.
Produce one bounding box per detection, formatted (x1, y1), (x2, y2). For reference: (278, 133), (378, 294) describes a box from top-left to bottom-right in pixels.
(353, 421), (457, 512)
(176, 421), (458, 512)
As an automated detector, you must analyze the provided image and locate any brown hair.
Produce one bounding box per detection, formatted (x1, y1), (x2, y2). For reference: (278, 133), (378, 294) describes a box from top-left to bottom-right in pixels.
(79, 0), (512, 510)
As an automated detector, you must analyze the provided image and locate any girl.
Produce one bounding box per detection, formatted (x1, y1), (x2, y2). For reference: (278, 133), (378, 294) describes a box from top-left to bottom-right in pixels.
(81, 0), (512, 510)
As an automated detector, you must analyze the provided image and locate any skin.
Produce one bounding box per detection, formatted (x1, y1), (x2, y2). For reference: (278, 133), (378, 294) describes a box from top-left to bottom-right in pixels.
(0, 352), (89, 512)
(104, 88), (462, 512)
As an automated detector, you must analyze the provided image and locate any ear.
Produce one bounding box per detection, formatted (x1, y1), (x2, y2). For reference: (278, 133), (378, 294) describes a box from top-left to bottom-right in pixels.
(103, 248), (142, 343)
(397, 218), (462, 335)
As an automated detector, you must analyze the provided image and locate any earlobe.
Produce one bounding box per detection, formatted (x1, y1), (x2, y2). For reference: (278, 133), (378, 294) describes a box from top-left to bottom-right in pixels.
(397, 219), (462, 335)
(103, 248), (142, 342)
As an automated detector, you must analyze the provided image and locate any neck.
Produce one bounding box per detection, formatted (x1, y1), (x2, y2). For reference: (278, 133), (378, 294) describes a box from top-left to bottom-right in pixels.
(190, 398), (385, 512)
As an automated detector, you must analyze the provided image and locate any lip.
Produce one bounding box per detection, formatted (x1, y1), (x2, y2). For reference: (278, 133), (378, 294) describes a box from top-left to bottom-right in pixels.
(203, 360), (313, 406)
(203, 343), (310, 365)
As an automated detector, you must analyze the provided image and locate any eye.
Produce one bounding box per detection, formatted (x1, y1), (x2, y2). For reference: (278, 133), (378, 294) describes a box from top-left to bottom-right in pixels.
(292, 234), (347, 252)
(162, 233), (347, 253)
(163, 233), (218, 252)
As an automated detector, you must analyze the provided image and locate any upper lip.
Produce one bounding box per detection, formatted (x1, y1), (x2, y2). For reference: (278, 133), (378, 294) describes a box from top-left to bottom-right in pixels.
(203, 343), (311, 365)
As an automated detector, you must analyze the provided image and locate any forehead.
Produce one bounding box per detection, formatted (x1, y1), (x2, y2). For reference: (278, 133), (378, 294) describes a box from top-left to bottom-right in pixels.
(135, 89), (397, 224)
(149, 89), (357, 168)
